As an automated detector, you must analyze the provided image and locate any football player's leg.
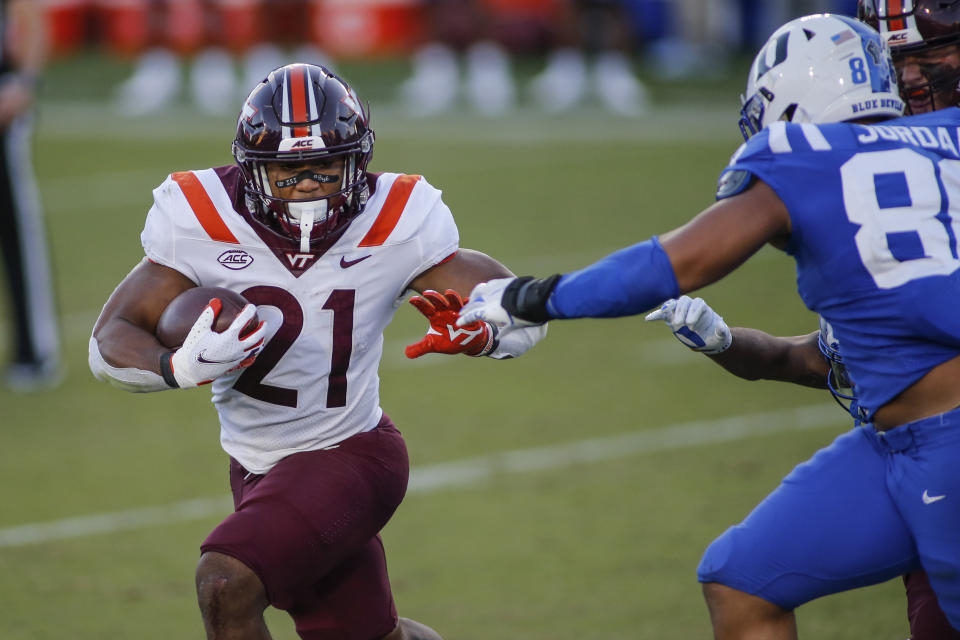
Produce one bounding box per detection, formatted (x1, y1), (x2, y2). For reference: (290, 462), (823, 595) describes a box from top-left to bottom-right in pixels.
(286, 534), (441, 640)
(699, 426), (919, 639)
(195, 551), (271, 639)
(0, 119), (59, 380)
(201, 416), (410, 637)
(701, 583), (796, 640)
(903, 571), (960, 639)
(886, 410), (960, 631)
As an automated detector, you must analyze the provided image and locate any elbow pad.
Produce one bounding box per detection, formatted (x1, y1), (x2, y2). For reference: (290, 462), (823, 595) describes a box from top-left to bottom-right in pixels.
(487, 324), (548, 359)
(88, 336), (172, 393)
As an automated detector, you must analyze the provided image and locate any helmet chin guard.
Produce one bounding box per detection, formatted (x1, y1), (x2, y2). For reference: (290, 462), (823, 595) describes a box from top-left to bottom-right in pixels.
(232, 63), (374, 246)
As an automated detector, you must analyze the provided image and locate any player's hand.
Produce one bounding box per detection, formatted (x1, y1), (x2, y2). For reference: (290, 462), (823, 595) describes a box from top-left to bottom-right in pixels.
(168, 299), (267, 388)
(644, 296), (732, 354)
(405, 289), (496, 358)
(458, 277), (552, 329)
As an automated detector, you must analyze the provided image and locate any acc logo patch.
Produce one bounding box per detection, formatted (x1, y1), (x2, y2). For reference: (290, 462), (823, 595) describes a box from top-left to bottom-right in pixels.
(715, 169), (753, 200)
(279, 136), (325, 152)
(218, 249), (254, 270)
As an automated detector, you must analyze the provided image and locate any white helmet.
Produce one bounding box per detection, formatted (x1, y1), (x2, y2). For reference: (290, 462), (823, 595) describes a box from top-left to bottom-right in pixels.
(739, 13), (904, 140)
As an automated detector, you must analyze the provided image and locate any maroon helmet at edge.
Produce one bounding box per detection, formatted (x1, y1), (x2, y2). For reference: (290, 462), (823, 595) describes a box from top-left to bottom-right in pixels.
(859, 0), (960, 112)
(232, 63), (375, 249)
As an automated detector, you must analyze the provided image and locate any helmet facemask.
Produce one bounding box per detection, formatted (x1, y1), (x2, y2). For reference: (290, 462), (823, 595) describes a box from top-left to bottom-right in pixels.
(817, 317), (865, 421)
(232, 63), (375, 251)
(893, 41), (960, 113)
(235, 134), (373, 252)
(738, 87), (774, 140)
(858, 0), (960, 111)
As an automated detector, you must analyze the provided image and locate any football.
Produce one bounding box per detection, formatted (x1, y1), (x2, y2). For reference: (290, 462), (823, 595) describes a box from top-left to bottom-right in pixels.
(156, 286), (258, 349)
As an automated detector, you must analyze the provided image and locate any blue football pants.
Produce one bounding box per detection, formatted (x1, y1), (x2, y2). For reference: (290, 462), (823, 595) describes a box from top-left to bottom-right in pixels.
(698, 408), (960, 629)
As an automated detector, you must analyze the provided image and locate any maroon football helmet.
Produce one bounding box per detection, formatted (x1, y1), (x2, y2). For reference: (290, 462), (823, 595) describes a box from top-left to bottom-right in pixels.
(232, 63), (374, 249)
(859, 0), (960, 112)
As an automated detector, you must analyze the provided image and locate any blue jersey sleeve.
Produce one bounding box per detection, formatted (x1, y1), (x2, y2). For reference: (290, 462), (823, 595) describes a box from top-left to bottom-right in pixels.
(547, 237), (680, 319)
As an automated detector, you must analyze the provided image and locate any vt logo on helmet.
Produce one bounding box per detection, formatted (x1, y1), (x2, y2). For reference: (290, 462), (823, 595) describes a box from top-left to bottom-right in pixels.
(232, 63), (375, 252)
(739, 13), (904, 140)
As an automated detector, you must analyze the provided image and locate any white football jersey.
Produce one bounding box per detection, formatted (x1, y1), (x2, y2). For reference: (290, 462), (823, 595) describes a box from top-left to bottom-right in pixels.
(141, 168), (459, 473)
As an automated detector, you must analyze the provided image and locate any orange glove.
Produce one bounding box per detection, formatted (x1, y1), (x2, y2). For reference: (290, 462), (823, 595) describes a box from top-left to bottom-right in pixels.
(405, 289), (496, 358)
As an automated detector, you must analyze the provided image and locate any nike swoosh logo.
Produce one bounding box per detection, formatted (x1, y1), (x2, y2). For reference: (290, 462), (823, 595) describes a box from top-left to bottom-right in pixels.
(197, 352), (235, 365)
(922, 490), (947, 505)
(340, 255), (372, 269)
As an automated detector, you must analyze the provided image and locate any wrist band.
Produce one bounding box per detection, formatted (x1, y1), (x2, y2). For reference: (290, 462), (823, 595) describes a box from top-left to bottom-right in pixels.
(474, 324), (499, 357)
(159, 352), (179, 388)
(502, 274), (561, 323)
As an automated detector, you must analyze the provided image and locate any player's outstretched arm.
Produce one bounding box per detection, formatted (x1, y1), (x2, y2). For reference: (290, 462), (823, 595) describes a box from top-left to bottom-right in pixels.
(712, 328), (827, 388)
(405, 248), (546, 359)
(460, 180), (791, 327)
(646, 295), (827, 388)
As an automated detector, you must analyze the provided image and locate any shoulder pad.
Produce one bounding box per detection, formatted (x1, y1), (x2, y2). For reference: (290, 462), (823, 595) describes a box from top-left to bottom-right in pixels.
(715, 169), (754, 200)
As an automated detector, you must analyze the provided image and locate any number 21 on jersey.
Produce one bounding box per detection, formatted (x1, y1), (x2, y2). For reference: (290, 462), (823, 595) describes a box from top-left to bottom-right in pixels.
(233, 286), (354, 408)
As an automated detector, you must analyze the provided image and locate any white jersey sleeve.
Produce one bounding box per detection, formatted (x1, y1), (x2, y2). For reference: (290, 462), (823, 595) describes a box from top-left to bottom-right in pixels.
(367, 174), (459, 292)
(141, 174), (203, 282)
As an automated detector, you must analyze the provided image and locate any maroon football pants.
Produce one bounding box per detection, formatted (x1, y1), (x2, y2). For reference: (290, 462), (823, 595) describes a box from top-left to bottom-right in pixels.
(202, 416), (408, 639)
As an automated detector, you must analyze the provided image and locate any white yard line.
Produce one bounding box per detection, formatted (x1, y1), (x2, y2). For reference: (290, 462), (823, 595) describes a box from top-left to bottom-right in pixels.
(0, 403), (841, 548)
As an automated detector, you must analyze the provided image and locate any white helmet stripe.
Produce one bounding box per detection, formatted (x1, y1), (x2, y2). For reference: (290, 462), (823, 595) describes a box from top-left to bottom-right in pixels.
(307, 71), (321, 137)
(281, 67), (292, 139)
(877, 0), (913, 19)
(876, 0), (919, 39)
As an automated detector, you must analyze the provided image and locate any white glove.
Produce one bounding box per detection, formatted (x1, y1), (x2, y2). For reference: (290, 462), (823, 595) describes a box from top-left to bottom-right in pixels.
(644, 295), (732, 354)
(487, 323), (548, 359)
(167, 301), (267, 388)
(458, 277), (544, 329)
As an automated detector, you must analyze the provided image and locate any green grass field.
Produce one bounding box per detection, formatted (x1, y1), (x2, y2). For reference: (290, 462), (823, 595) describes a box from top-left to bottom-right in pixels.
(0, 53), (910, 639)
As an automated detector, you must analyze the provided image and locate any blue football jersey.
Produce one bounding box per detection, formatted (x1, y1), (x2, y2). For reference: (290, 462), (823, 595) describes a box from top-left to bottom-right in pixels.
(717, 109), (960, 418)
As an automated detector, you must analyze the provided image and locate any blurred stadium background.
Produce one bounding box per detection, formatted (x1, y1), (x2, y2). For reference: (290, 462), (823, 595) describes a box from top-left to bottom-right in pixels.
(0, 1), (912, 638)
